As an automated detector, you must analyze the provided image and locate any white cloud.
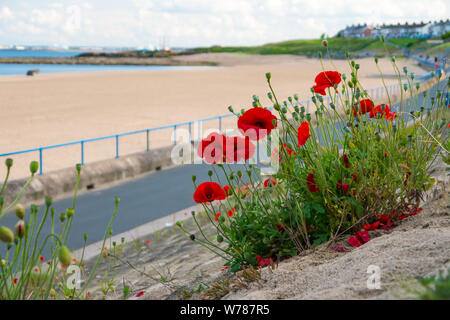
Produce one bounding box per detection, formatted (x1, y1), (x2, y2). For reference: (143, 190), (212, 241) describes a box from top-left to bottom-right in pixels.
(0, 0), (448, 47)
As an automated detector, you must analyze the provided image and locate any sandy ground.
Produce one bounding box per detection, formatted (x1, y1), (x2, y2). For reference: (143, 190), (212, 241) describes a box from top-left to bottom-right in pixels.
(84, 156), (448, 300)
(0, 53), (425, 180)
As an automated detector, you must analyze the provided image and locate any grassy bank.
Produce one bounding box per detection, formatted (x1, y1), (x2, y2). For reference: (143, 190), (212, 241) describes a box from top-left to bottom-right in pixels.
(193, 37), (449, 58)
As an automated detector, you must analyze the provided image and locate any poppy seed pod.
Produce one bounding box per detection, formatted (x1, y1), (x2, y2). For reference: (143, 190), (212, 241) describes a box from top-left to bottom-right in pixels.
(58, 246), (72, 267)
(15, 204), (25, 219)
(322, 39), (328, 47)
(29, 161), (39, 175)
(5, 158), (13, 168)
(76, 163), (82, 172)
(15, 220), (26, 238)
(66, 208), (74, 218)
(59, 213), (66, 222)
(0, 226), (14, 243)
(190, 234), (195, 241)
(265, 73), (271, 81)
(45, 197), (53, 208)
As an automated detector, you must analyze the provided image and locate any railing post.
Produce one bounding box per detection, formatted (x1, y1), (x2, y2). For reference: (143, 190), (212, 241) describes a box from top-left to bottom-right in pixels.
(81, 140), (85, 166)
(39, 148), (43, 175)
(188, 122), (192, 142)
(173, 125), (177, 146)
(115, 135), (119, 159)
(146, 129), (150, 152)
(218, 116), (222, 132)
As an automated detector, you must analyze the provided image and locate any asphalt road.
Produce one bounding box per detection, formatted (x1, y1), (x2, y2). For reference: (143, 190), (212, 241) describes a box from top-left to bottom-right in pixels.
(1, 75), (446, 255)
(1, 163), (246, 254)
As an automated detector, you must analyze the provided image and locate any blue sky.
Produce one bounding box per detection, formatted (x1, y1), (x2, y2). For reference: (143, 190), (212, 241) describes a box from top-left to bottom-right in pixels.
(0, 0), (448, 48)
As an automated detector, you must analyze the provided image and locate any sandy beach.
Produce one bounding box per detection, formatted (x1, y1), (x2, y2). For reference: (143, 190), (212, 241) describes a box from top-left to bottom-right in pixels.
(0, 53), (426, 180)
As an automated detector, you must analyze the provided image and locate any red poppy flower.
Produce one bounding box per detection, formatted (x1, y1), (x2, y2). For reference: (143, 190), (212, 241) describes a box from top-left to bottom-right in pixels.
(363, 221), (380, 231)
(40, 256), (44, 262)
(306, 172), (319, 193)
(337, 181), (350, 195)
(356, 231), (370, 244)
(193, 182), (227, 203)
(238, 108), (277, 140)
(224, 136), (255, 163)
(342, 154), (350, 168)
(352, 174), (358, 183)
(384, 152), (388, 158)
(348, 236), (362, 247)
(13, 278), (18, 285)
(297, 122), (311, 147)
(146, 240), (150, 244)
(377, 214), (391, 224)
(369, 104), (396, 120)
(198, 132), (226, 164)
(256, 255), (274, 267)
(353, 99), (374, 116)
(227, 208), (235, 217)
(313, 71), (342, 96)
(276, 224), (285, 232)
(224, 185), (231, 196)
(220, 266), (230, 272)
(136, 291), (144, 297)
(264, 177), (276, 188)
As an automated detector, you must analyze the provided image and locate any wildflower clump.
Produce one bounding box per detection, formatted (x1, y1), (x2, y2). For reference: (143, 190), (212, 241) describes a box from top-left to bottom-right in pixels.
(179, 41), (449, 272)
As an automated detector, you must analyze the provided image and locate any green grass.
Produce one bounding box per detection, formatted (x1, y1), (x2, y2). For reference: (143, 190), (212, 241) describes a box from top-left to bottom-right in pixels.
(192, 38), (394, 58)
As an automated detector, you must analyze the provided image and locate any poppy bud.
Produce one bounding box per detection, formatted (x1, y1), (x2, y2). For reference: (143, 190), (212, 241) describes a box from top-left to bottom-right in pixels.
(76, 163), (82, 173)
(45, 197), (53, 208)
(410, 73), (414, 80)
(192, 175), (197, 183)
(294, 94), (299, 101)
(83, 233), (88, 242)
(391, 56), (396, 63)
(121, 237), (125, 244)
(374, 57), (378, 64)
(272, 118), (277, 127)
(322, 39), (328, 47)
(15, 220), (25, 238)
(5, 158), (13, 168)
(66, 208), (74, 218)
(347, 81), (353, 88)
(330, 103), (336, 109)
(265, 73), (271, 81)
(217, 235), (223, 243)
(381, 35), (385, 42)
(318, 51), (322, 58)
(237, 170), (242, 178)
(15, 204), (25, 219)
(208, 170), (213, 177)
(0, 226), (14, 243)
(58, 246), (72, 267)
(114, 197), (120, 205)
(267, 92), (273, 101)
(228, 105), (234, 113)
(59, 213), (66, 222)
(190, 234), (195, 241)
(29, 161), (39, 175)
(252, 101), (258, 108)
(355, 64), (360, 70)
(403, 84), (408, 92)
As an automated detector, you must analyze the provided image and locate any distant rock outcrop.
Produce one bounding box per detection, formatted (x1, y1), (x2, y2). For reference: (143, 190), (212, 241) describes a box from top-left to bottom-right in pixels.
(26, 69), (40, 76)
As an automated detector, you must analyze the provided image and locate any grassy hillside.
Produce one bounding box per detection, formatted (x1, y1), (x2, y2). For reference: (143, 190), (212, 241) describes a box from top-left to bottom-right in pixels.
(192, 38), (396, 58)
(192, 37), (448, 58)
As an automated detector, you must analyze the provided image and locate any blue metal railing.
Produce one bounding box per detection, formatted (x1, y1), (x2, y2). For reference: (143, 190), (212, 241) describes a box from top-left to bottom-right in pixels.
(0, 78), (438, 175)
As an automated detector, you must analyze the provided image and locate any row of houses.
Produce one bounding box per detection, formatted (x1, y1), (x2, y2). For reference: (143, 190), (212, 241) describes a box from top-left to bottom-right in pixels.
(337, 20), (450, 39)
